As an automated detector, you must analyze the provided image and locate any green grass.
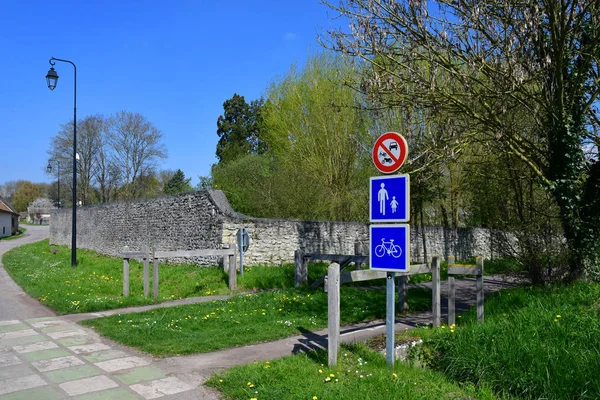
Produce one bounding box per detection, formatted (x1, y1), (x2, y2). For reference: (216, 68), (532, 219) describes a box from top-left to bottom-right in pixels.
(205, 343), (498, 400)
(0, 227), (26, 241)
(1, 240), (332, 314)
(82, 286), (432, 356)
(397, 282), (600, 399)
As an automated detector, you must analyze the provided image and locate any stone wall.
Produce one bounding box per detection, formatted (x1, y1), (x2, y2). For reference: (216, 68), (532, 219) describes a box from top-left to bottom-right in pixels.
(50, 190), (500, 266)
(50, 191), (224, 262)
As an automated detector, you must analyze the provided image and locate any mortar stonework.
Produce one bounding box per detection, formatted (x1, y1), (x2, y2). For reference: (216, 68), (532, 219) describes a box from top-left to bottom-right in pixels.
(50, 190), (500, 266)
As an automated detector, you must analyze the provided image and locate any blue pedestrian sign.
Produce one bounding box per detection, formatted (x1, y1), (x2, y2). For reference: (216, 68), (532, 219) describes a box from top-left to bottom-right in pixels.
(370, 175), (410, 222)
(370, 225), (410, 272)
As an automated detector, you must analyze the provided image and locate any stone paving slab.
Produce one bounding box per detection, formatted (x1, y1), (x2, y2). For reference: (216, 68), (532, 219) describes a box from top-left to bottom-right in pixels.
(0, 374), (47, 395)
(59, 375), (119, 396)
(13, 341), (58, 354)
(0, 318), (209, 399)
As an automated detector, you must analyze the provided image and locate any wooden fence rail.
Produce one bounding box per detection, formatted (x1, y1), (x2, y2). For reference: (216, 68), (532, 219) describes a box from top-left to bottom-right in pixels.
(447, 255), (484, 326)
(121, 246), (237, 298)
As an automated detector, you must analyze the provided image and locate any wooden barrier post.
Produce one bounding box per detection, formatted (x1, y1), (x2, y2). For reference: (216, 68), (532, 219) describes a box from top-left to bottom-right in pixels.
(354, 242), (362, 270)
(228, 252), (236, 291)
(432, 256), (441, 327)
(152, 248), (159, 299)
(123, 246), (130, 297)
(294, 250), (305, 287)
(447, 255), (456, 326)
(328, 263), (340, 366)
(397, 275), (408, 312)
(476, 256), (484, 322)
(222, 244), (231, 272)
(143, 246), (150, 297)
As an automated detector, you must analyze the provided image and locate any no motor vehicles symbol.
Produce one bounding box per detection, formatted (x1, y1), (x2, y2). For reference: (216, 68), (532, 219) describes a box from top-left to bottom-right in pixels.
(372, 132), (408, 174)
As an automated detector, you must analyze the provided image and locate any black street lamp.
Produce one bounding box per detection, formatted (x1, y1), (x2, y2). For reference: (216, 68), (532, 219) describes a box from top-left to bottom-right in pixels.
(46, 57), (77, 268)
(46, 160), (60, 208)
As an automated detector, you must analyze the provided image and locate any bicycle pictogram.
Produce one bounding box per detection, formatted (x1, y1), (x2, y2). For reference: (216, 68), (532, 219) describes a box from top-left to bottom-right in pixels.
(374, 238), (402, 258)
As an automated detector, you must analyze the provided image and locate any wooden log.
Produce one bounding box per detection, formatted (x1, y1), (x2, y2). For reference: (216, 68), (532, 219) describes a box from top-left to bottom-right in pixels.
(122, 246), (130, 298)
(327, 263), (340, 367)
(448, 275), (455, 326)
(397, 275), (409, 312)
(448, 266), (482, 276)
(121, 252), (146, 259)
(228, 253), (236, 291)
(303, 253), (368, 264)
(339, 269), (387, 283)
(476, 256), (484, 322)
(354, 242), (362, 270)
(152, 248), (159, 299)
(154, 249), (234, 258)
(432, 256), (441, 327)
(143, 246), (150, 297)
(408, 263), (430, 275)
(294, 250), (304, 287)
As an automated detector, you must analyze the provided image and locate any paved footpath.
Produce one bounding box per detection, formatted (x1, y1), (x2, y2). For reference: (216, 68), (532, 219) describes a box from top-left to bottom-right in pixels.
(0, 226), (219, 400)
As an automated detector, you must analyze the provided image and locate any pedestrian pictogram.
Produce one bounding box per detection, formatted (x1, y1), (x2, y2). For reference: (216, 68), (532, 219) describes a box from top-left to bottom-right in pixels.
(372, 132), (408, 174)
(370, 175), (409, 222)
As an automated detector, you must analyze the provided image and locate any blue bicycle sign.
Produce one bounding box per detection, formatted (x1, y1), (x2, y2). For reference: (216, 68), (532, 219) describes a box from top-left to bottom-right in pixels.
(370, 224), (410, 272)
(374, 238), (402, 258)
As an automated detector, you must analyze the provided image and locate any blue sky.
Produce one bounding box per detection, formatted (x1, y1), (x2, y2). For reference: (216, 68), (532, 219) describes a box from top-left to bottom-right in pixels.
(0, 0), (337, 187)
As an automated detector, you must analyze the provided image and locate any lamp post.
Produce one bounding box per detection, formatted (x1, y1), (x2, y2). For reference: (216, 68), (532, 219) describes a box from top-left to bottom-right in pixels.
(46, 57), (77, 268)
(46, 160), (60, 208)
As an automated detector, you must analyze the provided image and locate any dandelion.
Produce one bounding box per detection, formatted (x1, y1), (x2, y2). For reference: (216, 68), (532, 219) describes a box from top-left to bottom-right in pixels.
(318, 369), (323, 373)
(313, 397), (318, 400)
(392, 373), (397, 378)
(324, 377), (331, 382)
(329, 374), (335, 378)
(219, 379), (223, 383)
(554, 319), (558, 322)
(556, 315), (561, 318)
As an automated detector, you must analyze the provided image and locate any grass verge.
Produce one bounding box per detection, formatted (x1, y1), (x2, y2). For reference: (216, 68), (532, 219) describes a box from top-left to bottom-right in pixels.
(82, 286), (432, 356)
(1, 240), (330, 314)
(394, 282), (600, 399)
(205, 343), (498, 400)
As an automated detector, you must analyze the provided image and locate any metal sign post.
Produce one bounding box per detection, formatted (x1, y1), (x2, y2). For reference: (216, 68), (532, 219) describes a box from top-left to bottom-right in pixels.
(236, 228), (249, 277)
(386, 272), (395, 367)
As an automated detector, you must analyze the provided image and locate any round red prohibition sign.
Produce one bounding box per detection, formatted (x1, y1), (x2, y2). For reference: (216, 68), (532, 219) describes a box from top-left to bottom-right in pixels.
(372, 132), (408, 173)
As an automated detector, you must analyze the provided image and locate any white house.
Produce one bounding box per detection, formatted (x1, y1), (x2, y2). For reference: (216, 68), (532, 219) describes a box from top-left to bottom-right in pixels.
(0, 197), (19, 238)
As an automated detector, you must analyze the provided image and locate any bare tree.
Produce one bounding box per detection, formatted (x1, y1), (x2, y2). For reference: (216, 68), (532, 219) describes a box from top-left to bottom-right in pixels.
(105, 111), (167, 199)
(322, 0), (600, 279)
(93, 132), (121, 204)
(48, 115), (103, 205)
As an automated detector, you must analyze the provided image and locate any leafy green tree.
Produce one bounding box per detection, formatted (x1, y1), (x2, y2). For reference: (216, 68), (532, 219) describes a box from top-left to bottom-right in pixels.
(219, 53), (372, 221)
(216, 94), (265, 163)
(324, 0), (600, 279)
(163, 169), (192, 195)
(12, 181), (44, 212)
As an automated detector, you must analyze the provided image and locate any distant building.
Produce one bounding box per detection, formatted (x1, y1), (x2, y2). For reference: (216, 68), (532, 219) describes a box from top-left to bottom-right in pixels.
(0, 197), (19, 238)
(26, 198), (55, 225)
